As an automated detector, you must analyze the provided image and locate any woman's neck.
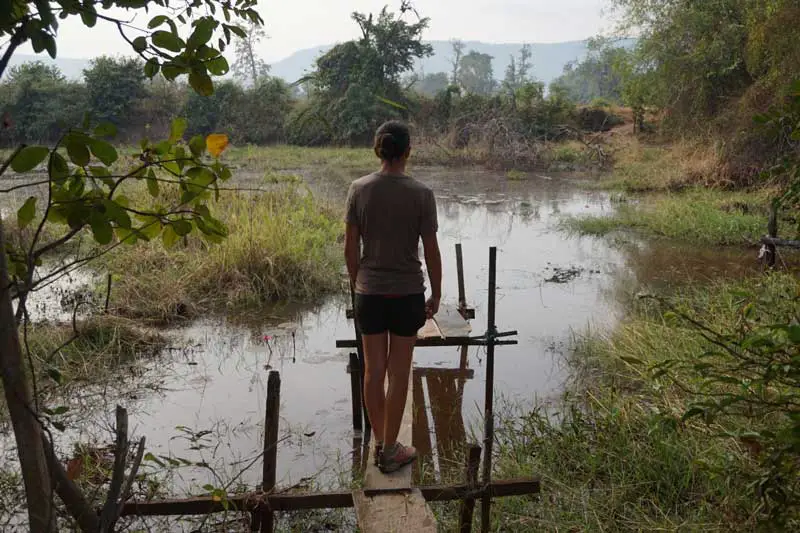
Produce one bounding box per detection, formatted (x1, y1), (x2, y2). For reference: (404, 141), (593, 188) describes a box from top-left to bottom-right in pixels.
(380, 160), (406, 176)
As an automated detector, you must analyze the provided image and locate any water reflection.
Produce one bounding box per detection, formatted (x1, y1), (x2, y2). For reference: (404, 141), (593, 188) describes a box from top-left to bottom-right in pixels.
(0, 170), (666, 502)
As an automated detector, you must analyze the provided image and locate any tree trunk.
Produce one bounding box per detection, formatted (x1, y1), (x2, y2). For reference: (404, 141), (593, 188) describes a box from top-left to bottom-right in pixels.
(0, 217), (54, 532)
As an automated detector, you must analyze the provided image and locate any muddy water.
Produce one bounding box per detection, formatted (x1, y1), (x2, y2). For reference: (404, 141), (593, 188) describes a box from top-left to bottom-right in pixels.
(4, 168), (772, 502)
(96, 169), (630, 494)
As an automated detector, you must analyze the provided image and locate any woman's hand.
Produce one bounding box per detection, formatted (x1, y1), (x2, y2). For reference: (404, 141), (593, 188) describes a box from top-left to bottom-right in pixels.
(425, 295), (440, 319)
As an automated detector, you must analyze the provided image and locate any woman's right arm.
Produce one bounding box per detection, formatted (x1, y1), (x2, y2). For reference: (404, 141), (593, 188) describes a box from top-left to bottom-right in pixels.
(422, 231), (442, 317)
(421, 188), (441, 317)
(344, 222), (360, 288)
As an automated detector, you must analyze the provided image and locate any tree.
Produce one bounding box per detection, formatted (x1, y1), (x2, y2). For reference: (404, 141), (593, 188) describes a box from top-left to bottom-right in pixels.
(503, 44), (533, 95)
(0, 1), (260, 530)
(549, 44), (628, 104)
(459, 50), (494, 95)
(232, 22), (271, 87)
(449, 38), (465, 86)
(294, 5), (433, 144)
(0, 62), (87, 144)
(416, 71), (450, 96)
(83, 56), (146, 133)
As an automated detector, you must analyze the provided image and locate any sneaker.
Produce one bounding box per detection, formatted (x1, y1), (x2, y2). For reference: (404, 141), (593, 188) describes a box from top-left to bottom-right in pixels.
(379, 442), (417, 473)
(373, 441), (383, 467)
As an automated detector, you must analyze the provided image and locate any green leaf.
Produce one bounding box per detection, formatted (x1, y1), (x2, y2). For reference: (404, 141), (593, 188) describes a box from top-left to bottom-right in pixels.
(139, 218), (162, 239)
(152, 30), (185, 53)
(89, 139), (118, 166)
(50, 152), (69, 180)
(619, 355), (643, 366)
(102, 200), (132, 229)
(17, 197), (37, 229)
(80, 9), (97, 27)
(206, 56), (229, 76)
(89, 213), (113, 245)
(146, 169), (160, 197)
(202, 484), (215, 492)
(65, 137), (90, 167)
(11, 146), (50, 172)
(186, 166), (215, 188)
(143, 452), (165, 467)
(144, 58), (160, 79)
(115, 227), (137, 245)
(162, 64), (185, 81)
(133, 36), (148, 52)
(94, 122), (117, 138)
(51, 406), (69, 415)
(42, 33), (57, 59)
(52, 421), (66, 432)
(162, 224), (179, 248)
(170, 117), (188, 143)
(189, 70), (214, 96)
(172, 219), (193, 236)
(148, 15), (169, 29)
(189, 135), (206, 157)
(376, 95), (408, 110)
(229, 25), (247, 39)
(88, 165), (110, 178)
(187, 18), (215, 50)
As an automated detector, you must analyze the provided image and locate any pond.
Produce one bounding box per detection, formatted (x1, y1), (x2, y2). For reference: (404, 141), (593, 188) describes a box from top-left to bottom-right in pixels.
(0, 167), (772, 525)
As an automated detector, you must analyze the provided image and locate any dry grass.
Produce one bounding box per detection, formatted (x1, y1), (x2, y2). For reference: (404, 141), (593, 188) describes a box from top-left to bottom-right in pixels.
(102, 185), (344, 323)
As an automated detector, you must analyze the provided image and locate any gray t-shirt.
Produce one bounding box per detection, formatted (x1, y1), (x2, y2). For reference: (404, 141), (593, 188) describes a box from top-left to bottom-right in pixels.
(345, 172), (438, 295)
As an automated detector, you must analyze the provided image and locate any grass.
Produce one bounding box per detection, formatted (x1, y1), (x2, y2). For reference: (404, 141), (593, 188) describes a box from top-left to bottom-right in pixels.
(448, 272), (800, 532)
(23, 315), (165, 385)
(562, 188), (771, 245)
(102, 185), (344, 323)
(597, 135), (723, 192)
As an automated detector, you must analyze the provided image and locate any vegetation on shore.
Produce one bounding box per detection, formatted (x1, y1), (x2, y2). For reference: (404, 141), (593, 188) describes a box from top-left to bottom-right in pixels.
(449, 272), (799, 531)
(563, 188), (770, 246)
(102, 185), (344, 323)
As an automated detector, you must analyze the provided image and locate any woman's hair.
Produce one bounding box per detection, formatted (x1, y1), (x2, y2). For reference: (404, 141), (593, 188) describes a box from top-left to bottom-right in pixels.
(373, 121), (411, 162)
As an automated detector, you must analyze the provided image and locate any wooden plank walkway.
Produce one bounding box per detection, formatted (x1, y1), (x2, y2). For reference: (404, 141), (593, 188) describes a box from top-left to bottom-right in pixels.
(353, 374), (437, 533)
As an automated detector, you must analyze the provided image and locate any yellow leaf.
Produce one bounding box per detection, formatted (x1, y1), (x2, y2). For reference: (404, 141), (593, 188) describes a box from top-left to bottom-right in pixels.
(211, 494), (222, 502)
(206, 134), (229, 157)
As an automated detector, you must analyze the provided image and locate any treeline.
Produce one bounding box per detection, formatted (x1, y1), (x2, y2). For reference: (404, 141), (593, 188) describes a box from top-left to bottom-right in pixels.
(0, 57), (292, 146)
(1, 6), (621, 152)
(547, 1), (800, 182)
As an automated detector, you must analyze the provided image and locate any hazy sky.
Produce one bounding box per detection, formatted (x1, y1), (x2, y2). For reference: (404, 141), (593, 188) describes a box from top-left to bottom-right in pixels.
(18, 0), (614, 62)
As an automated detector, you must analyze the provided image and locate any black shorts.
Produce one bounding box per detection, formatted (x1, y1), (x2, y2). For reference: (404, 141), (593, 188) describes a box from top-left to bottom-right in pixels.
(354, 293), (426, 337)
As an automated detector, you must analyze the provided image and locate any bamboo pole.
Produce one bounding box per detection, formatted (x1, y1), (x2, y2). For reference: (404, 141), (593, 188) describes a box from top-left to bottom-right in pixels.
(481, 247), (497, 533)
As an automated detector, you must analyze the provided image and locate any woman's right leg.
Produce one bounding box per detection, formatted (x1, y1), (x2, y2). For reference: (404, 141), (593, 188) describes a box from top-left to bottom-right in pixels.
(362, 332), (389, 445)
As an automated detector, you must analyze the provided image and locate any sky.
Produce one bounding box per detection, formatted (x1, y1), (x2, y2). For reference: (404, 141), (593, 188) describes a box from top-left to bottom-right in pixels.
(17, 0), (615, 63)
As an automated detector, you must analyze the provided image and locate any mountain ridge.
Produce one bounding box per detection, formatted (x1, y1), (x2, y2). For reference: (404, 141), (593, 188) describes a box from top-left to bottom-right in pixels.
(4, 38), (635, 87)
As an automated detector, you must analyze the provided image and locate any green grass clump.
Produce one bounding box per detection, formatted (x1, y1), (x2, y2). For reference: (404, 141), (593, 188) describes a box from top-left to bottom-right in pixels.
(464, 273), (800, 532)
(19, 316), (165, 391)
(104, 186), (344, 322)
(563, 188), (769, 245)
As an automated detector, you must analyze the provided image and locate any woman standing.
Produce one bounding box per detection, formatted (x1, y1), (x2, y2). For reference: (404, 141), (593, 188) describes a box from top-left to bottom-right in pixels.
(344, 120), (442, 473)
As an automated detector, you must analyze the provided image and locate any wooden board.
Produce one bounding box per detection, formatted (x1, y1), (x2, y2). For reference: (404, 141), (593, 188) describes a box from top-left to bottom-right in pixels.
(356, 375), (439, 533)
(353, 489), (437, 533)
(431, 304), (472, 339)
(426, 373), (467, 478)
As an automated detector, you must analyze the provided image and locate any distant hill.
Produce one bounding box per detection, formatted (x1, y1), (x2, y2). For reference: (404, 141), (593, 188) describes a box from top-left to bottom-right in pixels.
(271, 39), (637, 87)
(4, 38), (636, 87)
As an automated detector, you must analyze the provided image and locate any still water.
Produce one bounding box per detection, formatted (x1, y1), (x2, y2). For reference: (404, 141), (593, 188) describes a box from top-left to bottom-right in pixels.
(1, 168), (771, 514)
